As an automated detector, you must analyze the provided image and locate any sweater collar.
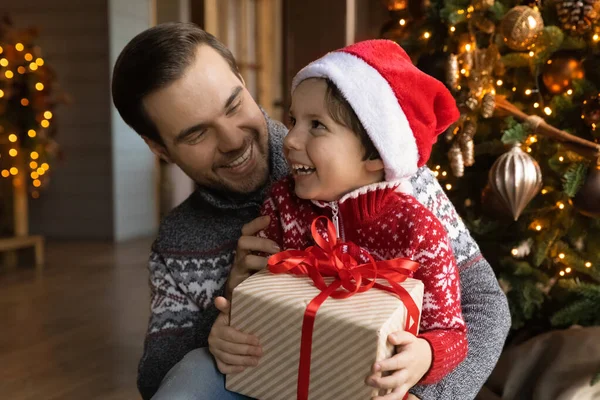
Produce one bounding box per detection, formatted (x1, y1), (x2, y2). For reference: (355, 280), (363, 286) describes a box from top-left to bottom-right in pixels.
(193, 111), (289, 210)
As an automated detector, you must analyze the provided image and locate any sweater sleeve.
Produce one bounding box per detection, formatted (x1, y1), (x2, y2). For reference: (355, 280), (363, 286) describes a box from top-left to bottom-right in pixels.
(410, 215), (467, 384)
(257, 185), (285, 249)
(137, 250), (220, 400)
(408, 167), (511, 399)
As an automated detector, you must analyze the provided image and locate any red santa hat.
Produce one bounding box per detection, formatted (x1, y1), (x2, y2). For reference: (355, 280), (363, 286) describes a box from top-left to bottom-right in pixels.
(292, 40), (460, 182)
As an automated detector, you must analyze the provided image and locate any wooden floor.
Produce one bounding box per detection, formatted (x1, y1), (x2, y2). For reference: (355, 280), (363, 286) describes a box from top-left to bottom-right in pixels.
(0, 239), (152, 400)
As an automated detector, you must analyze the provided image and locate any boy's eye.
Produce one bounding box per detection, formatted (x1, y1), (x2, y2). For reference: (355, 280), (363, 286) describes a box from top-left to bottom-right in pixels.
(311, 120), (326, 129)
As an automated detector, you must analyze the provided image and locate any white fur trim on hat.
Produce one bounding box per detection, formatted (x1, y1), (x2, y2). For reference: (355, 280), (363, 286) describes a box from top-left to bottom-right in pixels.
(292, 51), (419, 181)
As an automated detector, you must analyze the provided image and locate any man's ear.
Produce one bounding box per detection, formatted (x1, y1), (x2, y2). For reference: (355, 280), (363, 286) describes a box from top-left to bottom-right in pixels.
(143, 136), (173, 163)
(364, 158), (385, 173)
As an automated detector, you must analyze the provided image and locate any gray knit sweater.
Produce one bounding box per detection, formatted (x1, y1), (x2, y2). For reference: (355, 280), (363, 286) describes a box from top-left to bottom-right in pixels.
(137, 115), (510, 400)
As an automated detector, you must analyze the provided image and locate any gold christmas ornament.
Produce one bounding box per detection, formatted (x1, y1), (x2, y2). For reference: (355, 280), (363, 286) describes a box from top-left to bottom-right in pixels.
(556, 0), (600, 35)
(460, 120), (477, 167)
(489, 143), (543, 220)
(466, 97), (479, 111)
(482, 92), (496, 118)
(542, 56), (585, 94)
(449, 143), (465, 177)
(447, 54), (459, 89)
(500, 6), (544, 51)
(573, 164), (600, 217)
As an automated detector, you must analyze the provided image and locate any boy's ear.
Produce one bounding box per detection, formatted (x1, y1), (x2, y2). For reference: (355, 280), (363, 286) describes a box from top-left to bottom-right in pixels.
(364, 158), (385, 172)
(143, 137), (173, 163)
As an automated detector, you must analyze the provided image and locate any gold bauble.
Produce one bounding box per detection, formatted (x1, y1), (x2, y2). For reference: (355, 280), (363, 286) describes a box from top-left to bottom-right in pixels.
(542, 56), (585, 94)
(500, 6), (544, 51)
(489, 144), (543, 220)
(573, 165), (600, 217)
(449, 144), (465, 177)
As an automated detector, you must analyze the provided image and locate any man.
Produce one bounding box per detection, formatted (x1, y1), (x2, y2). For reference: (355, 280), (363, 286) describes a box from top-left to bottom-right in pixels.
(112, 22), (511, 400)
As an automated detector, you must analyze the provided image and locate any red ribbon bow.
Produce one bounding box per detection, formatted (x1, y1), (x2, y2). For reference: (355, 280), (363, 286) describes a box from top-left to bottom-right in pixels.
(267, 216), (421, 400)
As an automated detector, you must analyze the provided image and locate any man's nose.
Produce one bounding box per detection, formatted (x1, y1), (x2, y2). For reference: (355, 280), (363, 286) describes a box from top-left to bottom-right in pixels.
(216, 123), (245, 153)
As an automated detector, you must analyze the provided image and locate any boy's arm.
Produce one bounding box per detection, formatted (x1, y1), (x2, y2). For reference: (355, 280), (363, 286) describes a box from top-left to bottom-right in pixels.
(408, 167), (511, 399)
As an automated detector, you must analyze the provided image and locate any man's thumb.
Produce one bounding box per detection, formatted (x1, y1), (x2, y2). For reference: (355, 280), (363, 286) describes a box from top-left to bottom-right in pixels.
(215, 296), (231, 314)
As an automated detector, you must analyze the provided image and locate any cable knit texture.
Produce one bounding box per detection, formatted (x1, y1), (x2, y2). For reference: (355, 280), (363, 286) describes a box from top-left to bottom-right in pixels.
(136, 115), (510, 400)
(259, 176), (468, 384)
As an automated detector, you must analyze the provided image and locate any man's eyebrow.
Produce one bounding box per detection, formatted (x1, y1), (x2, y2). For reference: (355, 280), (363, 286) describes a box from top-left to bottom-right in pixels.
(225, 86), (243, 110)
(174, 123), (207, 145)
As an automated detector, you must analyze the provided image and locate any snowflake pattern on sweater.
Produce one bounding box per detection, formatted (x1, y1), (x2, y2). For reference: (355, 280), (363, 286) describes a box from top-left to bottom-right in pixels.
(260, 177), (468, 384)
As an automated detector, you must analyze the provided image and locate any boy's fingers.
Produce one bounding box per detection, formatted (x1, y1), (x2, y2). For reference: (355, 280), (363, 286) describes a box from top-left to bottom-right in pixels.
(387, 331), (415, 346)
(367, 369), (408, 391)
(373, 353), (408, 373)
(237, 236), (280, 255)
(371, 384), (411, 400)
(241, 216), (271, 236)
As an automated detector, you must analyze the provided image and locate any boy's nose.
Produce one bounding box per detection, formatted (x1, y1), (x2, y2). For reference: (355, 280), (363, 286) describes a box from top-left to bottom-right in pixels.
(283, 127), (304, 151)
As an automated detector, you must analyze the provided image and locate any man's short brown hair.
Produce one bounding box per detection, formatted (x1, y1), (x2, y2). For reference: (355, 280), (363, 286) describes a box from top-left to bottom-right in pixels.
(324, 79), (380, 161)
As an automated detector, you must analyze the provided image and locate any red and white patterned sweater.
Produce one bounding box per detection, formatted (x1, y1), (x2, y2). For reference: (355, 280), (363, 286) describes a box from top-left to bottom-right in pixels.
(259, 176), (468, 384)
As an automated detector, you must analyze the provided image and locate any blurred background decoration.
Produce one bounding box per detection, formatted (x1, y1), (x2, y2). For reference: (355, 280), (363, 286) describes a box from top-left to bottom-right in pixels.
(380, 0), (600, 352)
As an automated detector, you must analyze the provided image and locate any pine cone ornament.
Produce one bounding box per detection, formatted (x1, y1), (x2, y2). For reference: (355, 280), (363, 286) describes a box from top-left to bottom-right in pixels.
(481, 92), (496, 118)
(449, 144), (465, 177)
(447, 54), (459, 89)
(460, 121), (477, 167)
(556, 0), (600, 35)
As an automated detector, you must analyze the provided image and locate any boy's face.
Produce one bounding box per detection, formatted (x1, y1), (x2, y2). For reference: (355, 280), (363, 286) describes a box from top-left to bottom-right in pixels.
(285, 79), (384, 202)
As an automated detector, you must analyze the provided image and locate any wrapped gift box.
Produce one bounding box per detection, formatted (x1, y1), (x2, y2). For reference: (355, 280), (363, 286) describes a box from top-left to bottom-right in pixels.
(226, 269), (424, 400)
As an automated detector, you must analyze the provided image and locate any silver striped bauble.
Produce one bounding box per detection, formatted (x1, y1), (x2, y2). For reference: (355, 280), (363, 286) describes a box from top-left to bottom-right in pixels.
(488, 143), (543, 221)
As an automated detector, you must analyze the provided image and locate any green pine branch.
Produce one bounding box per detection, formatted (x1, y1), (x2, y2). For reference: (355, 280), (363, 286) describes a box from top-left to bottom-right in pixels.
(563, 163), (588, 197)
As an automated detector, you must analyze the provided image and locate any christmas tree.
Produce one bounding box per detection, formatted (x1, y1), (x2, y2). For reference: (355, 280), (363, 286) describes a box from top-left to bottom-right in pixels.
(381, 0), (600, 341)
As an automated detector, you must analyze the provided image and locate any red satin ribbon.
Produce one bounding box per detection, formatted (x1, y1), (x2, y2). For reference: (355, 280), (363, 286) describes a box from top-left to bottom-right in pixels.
(267, 216), (421, 400)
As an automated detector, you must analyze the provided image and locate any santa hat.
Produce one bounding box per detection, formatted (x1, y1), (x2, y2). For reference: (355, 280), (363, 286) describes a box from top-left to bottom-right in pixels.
(292, 40), (460, 182)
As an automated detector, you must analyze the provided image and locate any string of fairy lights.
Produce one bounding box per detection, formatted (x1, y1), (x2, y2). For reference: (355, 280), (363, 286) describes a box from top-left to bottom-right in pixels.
(0, 38), (55, 199)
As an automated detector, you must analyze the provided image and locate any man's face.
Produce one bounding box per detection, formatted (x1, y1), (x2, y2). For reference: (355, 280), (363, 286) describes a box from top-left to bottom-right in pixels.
(143, 45), (270, 194)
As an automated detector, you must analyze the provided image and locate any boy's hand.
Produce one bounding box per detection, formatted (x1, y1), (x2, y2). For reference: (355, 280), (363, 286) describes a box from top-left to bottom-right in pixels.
(227, 216), (280, 299)
(208, 296), (263, 374)
(365, 331), (432, 400)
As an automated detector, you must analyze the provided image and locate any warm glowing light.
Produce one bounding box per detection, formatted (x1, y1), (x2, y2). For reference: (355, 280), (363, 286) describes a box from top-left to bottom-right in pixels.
(436, 165), (441, 170)
(593, 34), (599, 42)
(450, 26), (456, 32)
(511, 248), (519, 256)
(24, 53), (33, 61)
(31, 172), (39, 179)
(35, 82), (44, 91)
(541, 189), (548, 195)
(567, 89), (573, 95)
(527, 15), (538, 29)
(467, 5), (474, 12)
(29, 62), (38, 71)
(32, 191), (39, 199)
(526, 147), (532, 153)
(31, 152), (39, 160)
(17, 66), (26, 74)
(10, 167), (18, 175)
(535, 225), (542, 231)
(0, 46), (3, 54)
(559, 253), (565, 259)
(21, 98), (29, 106)
(9, 149), (17, 157)
(35, 58), (44, 66)
(442, 171), (447, 177)
(0, 89), (3, 98)
(0, 58), (8, 66)
(8, 134), (17, 142)
(1, 170), (9, 178)
(15, 43), (24, 51)
(465, 43), (472, 52)
(559, 156), (564, 162)
(565, 267), (572, 273)
(458, 9), (465, 14)
(525, 89), (532, 95)
(434, 171), (439, 177)
(30, 161), (38, 169)
(544, 107), (552, 115)
(399, 19), (406, 26)
(33, 179), (41, 187)
(41, 163), (49, 171)
(496, 79), (503, 86)
(423, 32), (431, 39)
(529, 51), (534, 57)
(37, 168), (45, 175)
(585, 262), (592, 268)
(41, 119), (50, 128)
(559, 271), (565, 276)
(512, 87), (517, 92)
(461, 68), (467, 74)
(5, 70), (14, 79)
(445, 184), (452, 190)
(557, 202), (565, 209)
(28, 129), (36, 138)
(534, 102), (540, 108)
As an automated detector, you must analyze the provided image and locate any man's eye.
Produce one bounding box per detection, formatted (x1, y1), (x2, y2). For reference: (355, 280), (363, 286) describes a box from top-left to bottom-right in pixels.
(311, 120), (325, 129)
(228, 102), (241, 115)
(186, 131), (206, 144)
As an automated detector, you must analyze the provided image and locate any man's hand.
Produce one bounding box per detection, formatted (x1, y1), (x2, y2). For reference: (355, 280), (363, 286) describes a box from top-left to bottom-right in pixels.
(365, 332), (432, 400)
(208, 296), (263, 374)
(226, 216), (280, 299)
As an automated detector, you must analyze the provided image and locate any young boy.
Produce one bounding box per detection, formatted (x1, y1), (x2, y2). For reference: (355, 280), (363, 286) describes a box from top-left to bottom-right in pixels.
(259, 40), (467, 396)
